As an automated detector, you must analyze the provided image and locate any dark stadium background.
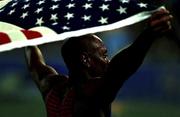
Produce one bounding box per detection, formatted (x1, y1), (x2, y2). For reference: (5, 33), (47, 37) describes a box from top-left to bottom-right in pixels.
(0, 0), (180, 117)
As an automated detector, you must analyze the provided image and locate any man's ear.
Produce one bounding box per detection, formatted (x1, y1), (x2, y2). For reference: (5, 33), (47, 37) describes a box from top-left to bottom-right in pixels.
(80, 52), (91, 68)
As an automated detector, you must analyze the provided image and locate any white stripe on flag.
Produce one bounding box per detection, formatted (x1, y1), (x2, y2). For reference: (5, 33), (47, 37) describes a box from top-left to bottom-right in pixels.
(30, 26), (57, 35)
(0, 21), (23, 31)
(1, 30), (27, 42)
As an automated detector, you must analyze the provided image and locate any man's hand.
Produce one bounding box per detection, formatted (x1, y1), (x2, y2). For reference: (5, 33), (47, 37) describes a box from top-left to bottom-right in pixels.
(148, 8), (173, 34)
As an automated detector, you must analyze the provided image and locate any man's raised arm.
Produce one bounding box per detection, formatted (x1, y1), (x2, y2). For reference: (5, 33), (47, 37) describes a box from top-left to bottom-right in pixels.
(102, 8), (173, 102)
(25, 46), (59, 94)
(109, 9), (172, 81)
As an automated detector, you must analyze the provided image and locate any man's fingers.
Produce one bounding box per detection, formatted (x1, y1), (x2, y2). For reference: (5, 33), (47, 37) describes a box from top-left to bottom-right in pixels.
(146, 8), (173, 36)
(153, 21), (172, 32)
(150, 15), (173, 27)
(150, 8), (170, 20)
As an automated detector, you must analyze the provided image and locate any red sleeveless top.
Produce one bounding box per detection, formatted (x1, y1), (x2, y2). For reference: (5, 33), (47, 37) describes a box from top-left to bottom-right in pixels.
(45, 77), (75, 117)
(45, 78), (108, 117)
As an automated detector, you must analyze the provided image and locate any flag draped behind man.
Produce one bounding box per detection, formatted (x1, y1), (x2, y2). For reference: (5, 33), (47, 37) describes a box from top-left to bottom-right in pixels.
(0, 0), (161, 52)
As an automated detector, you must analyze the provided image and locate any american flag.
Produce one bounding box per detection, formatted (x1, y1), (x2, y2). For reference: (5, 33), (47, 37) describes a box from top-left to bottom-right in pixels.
(0, 0), (162, 52)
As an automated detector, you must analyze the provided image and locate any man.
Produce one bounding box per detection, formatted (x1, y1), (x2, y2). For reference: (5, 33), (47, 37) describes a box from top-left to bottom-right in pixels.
(25, 9), (172, 117)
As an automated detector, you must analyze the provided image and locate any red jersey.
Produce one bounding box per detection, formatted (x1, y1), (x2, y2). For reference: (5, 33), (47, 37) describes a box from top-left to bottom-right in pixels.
(45, 77), (111, 117)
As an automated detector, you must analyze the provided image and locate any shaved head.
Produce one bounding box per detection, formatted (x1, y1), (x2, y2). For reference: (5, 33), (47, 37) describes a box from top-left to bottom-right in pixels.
(61, 34), (102, 70)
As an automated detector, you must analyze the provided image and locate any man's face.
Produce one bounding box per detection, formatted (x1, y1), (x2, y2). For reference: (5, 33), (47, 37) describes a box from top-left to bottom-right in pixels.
(87, 35), (110, 77)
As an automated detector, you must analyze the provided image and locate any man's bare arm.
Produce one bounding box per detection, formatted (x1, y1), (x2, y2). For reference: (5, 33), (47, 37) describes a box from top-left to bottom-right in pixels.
(100, 9), (173, 102)
(109, 9), (172, 82)
(25, 46), (59, 94)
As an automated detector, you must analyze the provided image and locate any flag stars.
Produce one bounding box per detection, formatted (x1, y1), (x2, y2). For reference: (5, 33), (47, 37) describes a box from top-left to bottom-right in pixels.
(36, 17), (44, 26)
(52, 0), (61, 2)
(8, 9), (15, 15)
(99, 4), (109, 11)
(25, 0), (30, 2)
(35, 7), (43, 14)
(64, 12), (74, 20)
(0, 9), (4, 12)
(104, 0), (112, 2)
(138, 3), (148, 8)
(98, 17), (108, 24)
(50, 5), (59, 10)
(52, 22), (58, 25)
(66, 3), (75, 9)
(11, 2), (18, 7)
(82, 3), (92, 10)
(20, 12), (29, 19)
(22, 4), (30, 10)
(62, 26), (70, 30)
(82, 15), (91, 21)
(120, 0), (130, 4)
(50, 14), (58, 21)
(37, 0), (45, 5)
(116, 6), (127, 14)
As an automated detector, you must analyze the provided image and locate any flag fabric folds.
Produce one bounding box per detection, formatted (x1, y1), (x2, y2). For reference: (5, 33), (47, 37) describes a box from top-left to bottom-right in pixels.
(0, 0), (161, 52)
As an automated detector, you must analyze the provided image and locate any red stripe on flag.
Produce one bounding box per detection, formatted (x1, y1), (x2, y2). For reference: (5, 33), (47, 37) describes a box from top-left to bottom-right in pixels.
(0, 32), (11, 44)
(21, 30), (42, 40)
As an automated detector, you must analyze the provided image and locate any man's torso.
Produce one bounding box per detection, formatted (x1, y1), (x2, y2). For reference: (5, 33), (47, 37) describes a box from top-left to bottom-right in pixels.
(45, 76), (111, 117)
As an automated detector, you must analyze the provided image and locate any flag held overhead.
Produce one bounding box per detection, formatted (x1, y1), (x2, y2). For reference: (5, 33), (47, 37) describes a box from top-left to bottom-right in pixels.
(0, 0), (164, 52)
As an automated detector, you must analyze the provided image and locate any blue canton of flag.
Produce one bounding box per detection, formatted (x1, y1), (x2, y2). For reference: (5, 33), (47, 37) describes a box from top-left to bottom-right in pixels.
(0, 0), (162, 52)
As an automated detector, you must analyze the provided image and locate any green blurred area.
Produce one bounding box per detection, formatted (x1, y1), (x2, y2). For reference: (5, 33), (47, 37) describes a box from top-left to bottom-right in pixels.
(0, 99), (46, 117)
(112, 100), (180, 117)
(1, 99), (180, 117)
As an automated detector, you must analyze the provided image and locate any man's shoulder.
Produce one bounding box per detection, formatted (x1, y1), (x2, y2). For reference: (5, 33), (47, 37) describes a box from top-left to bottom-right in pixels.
(41, 74), (69, 96)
